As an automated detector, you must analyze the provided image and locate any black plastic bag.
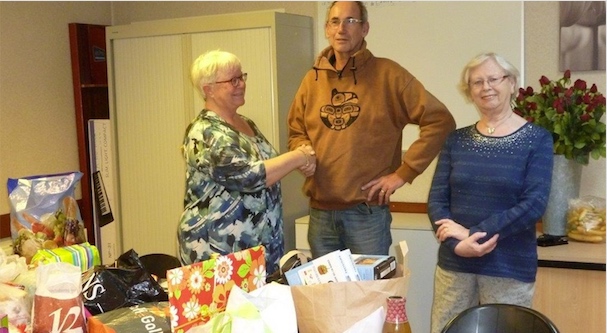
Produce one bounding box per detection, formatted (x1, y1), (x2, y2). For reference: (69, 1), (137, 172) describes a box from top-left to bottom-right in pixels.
(82, 249), (168, 315)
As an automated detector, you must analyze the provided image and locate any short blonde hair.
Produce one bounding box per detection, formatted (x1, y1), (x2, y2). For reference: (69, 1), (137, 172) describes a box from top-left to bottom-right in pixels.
(190, 50), (241, 100)
(458, 52), (520, 103)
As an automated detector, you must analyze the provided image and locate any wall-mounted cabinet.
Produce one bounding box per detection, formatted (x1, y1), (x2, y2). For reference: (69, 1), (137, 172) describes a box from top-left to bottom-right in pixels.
(106, 11), (314, 256)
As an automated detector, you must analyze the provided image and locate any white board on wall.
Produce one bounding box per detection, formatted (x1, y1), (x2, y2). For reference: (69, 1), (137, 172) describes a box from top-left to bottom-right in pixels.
(316, 1), (523, 202)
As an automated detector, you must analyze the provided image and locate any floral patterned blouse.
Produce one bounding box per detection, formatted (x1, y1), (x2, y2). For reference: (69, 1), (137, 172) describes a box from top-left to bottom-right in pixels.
(178, 109), (283, 274)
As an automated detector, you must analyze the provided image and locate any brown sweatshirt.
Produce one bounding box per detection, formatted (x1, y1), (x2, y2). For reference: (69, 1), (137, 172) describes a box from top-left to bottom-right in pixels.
(287, 41), (456, 210)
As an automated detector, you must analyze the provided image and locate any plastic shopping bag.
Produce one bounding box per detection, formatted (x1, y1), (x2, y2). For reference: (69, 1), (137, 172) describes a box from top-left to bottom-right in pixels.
(31, 262), (87, 333)
(0, 248), (30, 331)
(7, 172), (86, 263)
(81, 249), (168, 316)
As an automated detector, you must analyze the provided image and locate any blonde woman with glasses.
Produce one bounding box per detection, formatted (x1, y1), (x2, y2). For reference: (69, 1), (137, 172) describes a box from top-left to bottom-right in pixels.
(178, 50), (316, 275)
(427, 53), (554, 333)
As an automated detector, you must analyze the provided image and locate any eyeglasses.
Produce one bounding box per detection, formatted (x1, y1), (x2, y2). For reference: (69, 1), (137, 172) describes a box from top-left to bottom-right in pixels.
(469, 75), (509, 89)
(327, 18), (364, 29)
(214, 73), (248, 87)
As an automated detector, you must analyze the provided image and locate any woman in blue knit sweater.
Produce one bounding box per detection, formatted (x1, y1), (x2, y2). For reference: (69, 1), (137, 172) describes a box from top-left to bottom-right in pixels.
(428, 53), (554, 333)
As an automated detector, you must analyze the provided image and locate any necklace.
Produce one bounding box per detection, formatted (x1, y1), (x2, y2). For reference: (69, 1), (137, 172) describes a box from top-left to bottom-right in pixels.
(486, 112), (513, 134)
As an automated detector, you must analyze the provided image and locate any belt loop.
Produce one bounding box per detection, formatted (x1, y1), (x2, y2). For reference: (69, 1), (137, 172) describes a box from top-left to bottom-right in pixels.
(364, 202), (372, 214)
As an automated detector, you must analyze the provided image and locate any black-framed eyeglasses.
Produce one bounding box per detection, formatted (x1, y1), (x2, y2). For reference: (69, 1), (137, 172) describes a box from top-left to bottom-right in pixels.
(469, 75), (509, 89)
(214, 73), (248, 87)
(327, 17), (364, 29)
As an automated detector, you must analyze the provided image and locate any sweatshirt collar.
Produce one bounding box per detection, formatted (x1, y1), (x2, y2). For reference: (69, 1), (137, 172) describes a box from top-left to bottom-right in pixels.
(314, 40), (370, 74)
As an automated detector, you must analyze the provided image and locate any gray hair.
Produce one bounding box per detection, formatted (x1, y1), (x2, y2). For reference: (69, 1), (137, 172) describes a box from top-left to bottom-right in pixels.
(190, 49), (241, 100)
(458, 52), (520, 103)
(326, 1), (368, 22)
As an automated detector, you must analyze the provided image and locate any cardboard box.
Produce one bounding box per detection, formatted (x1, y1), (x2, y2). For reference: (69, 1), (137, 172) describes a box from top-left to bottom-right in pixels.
(352, 254), (397, 280)
(284, 249), (359, 286)
(88, 119), (119, 265)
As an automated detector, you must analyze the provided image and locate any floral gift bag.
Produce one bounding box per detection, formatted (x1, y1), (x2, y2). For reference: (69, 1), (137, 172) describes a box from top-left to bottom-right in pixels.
(166, 246), (266, 333)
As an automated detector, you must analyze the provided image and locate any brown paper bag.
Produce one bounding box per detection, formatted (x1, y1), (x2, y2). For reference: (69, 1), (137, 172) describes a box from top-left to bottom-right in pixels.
(291, 265), (410, 333)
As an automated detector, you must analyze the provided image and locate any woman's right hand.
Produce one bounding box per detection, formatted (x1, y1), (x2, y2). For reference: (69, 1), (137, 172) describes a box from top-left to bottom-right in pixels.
(454, 232), (499, 258)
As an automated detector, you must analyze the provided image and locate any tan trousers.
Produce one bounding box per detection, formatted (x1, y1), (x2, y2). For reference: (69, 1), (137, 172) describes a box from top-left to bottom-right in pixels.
(430, 266), (535, 333)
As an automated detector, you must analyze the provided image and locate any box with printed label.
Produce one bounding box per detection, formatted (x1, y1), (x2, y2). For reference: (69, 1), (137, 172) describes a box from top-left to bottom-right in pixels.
(284, 249), (350, 286)
(352, 254), (397, 280)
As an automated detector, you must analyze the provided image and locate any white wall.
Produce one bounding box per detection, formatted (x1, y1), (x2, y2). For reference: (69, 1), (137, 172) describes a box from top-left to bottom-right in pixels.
(525, 2), (606, 199)
(0, 2), (112, 214)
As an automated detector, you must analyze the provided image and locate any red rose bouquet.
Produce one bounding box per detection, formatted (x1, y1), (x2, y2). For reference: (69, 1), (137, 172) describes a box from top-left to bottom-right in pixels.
(513, 70), (606, 165)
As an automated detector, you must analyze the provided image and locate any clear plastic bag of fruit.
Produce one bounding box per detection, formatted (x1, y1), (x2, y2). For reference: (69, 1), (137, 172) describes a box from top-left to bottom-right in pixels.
(7, 171), (87, 263)
(567, 196), (606, 243)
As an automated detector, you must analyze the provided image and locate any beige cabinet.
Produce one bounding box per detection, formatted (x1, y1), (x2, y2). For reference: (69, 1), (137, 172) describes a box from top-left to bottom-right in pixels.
(106, 11), (313, 256)
(533, 241), (606, 333)
(533, 267), (605, 333)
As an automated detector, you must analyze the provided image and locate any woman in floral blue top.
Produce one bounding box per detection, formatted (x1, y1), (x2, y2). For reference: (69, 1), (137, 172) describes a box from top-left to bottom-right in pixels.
(179, 50), (316, 274)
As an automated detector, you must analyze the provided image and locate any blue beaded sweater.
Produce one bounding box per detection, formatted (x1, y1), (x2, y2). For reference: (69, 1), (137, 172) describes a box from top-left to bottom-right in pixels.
(428, 122), (554, 283)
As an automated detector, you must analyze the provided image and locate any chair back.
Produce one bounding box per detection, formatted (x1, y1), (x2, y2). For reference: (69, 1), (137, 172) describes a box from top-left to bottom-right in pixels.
(441, 303), (559, 333)
(139, 253), (181, 279)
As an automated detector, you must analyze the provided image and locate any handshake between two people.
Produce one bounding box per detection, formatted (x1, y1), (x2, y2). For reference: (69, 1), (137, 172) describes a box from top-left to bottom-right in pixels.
(296, 144), (316, 178)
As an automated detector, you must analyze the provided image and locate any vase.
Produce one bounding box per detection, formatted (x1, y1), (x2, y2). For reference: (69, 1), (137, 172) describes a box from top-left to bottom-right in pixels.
(542, 154), (583, 237)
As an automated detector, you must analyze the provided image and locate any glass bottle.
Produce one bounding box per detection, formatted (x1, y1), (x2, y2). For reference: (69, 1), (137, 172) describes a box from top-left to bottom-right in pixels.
(382, 296), (412, 333)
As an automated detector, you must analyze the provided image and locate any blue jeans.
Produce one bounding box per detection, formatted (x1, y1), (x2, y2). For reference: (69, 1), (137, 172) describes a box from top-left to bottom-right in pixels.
(308, 203), (392, 258)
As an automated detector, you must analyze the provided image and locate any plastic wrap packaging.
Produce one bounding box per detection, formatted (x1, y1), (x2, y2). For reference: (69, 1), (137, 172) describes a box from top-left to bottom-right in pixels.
(30, 242), (101, 272)
(0, 248), (30, 332)
(567, 196), (606, 243)
(7, 172), (87, 263)
(0, 284), (30, 333)
(0, 249), (27, 283)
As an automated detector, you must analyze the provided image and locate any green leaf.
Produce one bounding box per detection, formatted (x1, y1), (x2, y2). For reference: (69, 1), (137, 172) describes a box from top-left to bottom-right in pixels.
(591, 150), (601, 160)
(553, 123), (563, 135)
(203, 258), (216, 278)
(237, 263), (251, 278)
(574, 140), (586, 149)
